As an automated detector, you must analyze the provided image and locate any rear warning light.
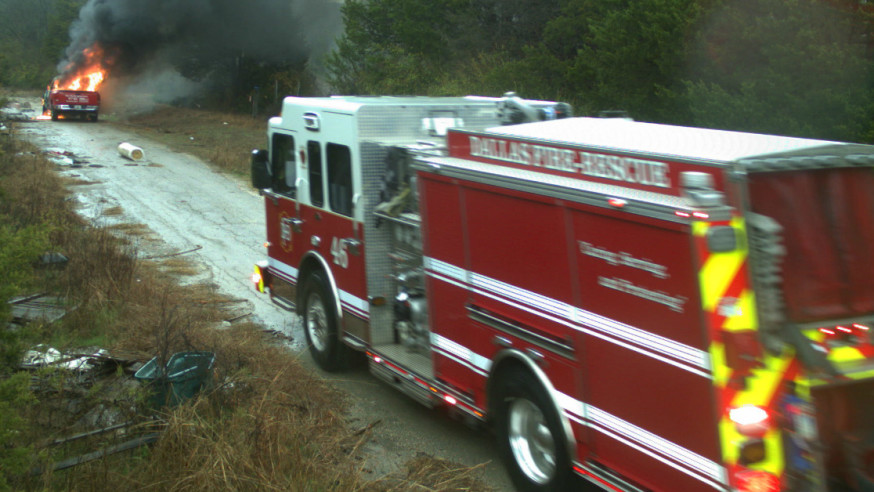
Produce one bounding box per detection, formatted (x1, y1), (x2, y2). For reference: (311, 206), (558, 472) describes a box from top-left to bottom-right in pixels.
(251, 264), (265, 293)
(367, 352), (383, 364)
(730, 404), (771, 437)
(674, 210), (711, 220)
(818, 323), (871, 343)
(734, 469), (780, 492)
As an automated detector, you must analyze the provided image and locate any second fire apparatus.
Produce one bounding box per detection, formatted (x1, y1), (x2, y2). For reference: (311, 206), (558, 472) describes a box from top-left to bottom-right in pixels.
(251, 93), (874, 491)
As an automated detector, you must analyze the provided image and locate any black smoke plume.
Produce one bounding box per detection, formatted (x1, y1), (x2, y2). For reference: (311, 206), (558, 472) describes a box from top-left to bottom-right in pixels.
(58, 0), (342, 106)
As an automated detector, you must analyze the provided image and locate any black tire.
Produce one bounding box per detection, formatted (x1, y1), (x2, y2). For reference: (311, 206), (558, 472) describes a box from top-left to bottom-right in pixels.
(302, 271), (349, 372)
(494, 367), (573, 492)
(50, 110), (58, 121)
(89, 113), (98, 122)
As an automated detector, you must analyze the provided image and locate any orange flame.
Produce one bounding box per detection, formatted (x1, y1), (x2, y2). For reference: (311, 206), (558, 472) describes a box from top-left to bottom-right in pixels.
(54, 44), (109, 92)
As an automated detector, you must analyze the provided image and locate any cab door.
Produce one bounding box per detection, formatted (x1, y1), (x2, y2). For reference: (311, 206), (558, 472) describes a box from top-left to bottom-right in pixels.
(296, 116), (369, 335)
(264, 130), (303, 303)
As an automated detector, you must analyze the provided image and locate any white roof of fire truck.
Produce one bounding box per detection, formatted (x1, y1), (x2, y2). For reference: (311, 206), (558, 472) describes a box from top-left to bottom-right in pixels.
(279, 95), (503, 114)
(486, 117), (874, 166)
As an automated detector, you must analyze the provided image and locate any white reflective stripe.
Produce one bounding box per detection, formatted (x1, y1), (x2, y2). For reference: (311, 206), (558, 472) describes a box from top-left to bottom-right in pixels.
(268, 259), (369, 317)
(472, 273), (573, 320)
(339, 289), (370, 317)
(430, 327), (727, 489)
(589, 422), (728, 491)
(574, 308), (710, 369)
(269, 258), (299, 282)
(588, 407), (724, 483)
(425, 257), (468, 284)
(473, 285), (712, 379)
(556, 391), (587, 421)
(557, 392), (728, 489)
(425, 257), (711, 375)
(431, 333), (491, 375)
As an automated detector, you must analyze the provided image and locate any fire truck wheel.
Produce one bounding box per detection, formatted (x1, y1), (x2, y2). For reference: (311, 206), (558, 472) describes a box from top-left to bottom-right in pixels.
(494, 368), (572, 492)
(302, 272), (347, 372)
(50, 110), (58, 121)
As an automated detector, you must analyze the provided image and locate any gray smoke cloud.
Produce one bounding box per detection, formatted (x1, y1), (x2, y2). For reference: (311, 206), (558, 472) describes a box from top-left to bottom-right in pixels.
(57, 0), (342, 104)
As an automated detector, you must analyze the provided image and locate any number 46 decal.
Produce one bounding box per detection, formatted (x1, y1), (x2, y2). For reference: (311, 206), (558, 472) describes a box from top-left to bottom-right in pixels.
(331, 237), (349, 269)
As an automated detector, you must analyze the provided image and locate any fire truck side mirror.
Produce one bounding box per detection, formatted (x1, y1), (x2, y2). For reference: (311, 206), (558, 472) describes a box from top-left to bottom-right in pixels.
(251, 148), (271, 190)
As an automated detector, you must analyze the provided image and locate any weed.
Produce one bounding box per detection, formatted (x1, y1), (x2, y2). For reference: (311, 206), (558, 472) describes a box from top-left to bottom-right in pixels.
(101, 206), (123, 217)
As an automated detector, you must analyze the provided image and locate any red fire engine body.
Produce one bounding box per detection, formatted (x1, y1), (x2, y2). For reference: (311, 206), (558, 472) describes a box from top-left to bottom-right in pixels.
(251, 94), (874, 492)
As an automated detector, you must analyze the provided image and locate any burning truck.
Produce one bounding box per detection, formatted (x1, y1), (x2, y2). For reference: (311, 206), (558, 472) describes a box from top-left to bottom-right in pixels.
(42, 45), (107, 122)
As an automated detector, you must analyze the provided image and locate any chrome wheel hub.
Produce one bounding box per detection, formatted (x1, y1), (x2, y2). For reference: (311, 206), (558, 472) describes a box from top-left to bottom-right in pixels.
(306, 292), (328, 352)
(508, 398), (556, 484)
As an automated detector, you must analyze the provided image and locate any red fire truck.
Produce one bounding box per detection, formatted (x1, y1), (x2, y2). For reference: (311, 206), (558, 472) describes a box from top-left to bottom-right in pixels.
(251, 93), (874, 492)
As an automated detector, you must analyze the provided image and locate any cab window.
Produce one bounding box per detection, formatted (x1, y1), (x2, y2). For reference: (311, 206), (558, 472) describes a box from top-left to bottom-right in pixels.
(271, 133), (295, 195)
(327, 143), (353, 217)
(308, 140), (324, 207)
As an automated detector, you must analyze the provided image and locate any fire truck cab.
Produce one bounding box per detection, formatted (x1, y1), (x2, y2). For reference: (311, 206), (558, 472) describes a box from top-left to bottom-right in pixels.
(253, 94), (874, 492)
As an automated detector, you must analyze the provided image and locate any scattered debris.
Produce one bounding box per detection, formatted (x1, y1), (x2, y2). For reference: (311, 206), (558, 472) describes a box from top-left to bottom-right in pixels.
(142, 245), (203, 260)
(35, 251), (69, 270)
(225, 312), (253, 323)
(32, 424), (161, 475)
(0, 104), (33, 121)
(20, 345), (110, 372)
(8, 293), (70, 326)
(45, 148), (76, 166)
(118, 142), (145, 161)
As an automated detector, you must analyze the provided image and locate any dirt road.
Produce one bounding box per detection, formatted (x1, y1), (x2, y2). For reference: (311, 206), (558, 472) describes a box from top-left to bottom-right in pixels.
(8, 100), (513, 491)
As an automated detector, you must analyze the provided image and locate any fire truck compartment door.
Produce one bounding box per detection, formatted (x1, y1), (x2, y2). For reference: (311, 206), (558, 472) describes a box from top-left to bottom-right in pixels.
(748, 167), (874, 322)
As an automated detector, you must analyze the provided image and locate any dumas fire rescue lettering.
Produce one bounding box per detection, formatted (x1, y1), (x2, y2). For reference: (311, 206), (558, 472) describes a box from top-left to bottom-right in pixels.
(469, 135), (671, 188)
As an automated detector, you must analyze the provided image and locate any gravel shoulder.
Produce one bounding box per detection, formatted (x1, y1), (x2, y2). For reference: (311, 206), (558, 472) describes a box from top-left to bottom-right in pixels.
(6, 97), (513, 491)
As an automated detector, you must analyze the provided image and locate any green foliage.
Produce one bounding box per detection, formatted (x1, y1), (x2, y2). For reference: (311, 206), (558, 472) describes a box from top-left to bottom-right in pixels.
(325, 0), (874, 142)
(0, 0), (82, 88)
(0, 223), (47, 319)
(0, 373), (34, 491)
(685, 0), (874, 141)
(0, 221), (47, 374)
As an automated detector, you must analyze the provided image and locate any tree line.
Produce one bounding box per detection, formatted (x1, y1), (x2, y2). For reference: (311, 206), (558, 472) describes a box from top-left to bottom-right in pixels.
(0, 0), (83, 88)
(326, 0), (874, 143)
(2, 0), (873, 142)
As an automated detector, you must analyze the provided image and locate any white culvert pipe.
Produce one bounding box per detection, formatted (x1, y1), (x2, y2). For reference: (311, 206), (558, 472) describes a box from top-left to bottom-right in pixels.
(118, 142), (145, 161)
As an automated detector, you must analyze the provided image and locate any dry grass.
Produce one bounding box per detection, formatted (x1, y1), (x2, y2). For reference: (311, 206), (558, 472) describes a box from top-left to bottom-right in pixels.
(157, 257), (201, 277)
(0, 117), (495, 491)
(372, 455), (494, 492)
(113, 105), (266, 176)
(106, 222), (156, 240)
(101, 206), (124, 217)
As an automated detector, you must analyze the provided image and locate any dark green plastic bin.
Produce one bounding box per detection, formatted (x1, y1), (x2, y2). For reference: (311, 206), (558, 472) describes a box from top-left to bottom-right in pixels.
(134, 351), (215, 408)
